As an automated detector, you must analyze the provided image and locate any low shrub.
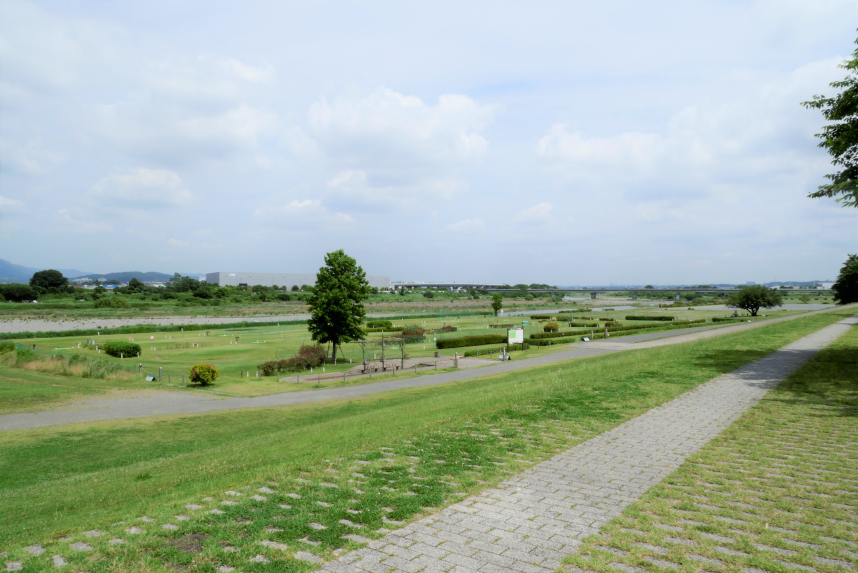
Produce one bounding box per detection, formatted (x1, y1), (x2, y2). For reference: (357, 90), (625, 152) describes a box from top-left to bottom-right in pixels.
(625, 315), (675, 321)
(543, 322), (559, 332)
(94, 298), (113, 308)
(488, 323), (514, 328)
(401, 324), (427, 337)
(529, 336), (576, 346)
(0, 340), (15, 353)
(101, 341), (142, 358)
(463, 343), (530, 357)
(531, 330), (574, 339)
(568, 322), (599, 327)
(436, 334), (506, 349)
(599, 318), (616, 322)
(436, 325), (457, 332)
(189, 363), (219, 385)
(262, 343), (328, 375)
(711, 317), (752, 322)
(529, 314), (552, 319)
(366, 320), (393, 329)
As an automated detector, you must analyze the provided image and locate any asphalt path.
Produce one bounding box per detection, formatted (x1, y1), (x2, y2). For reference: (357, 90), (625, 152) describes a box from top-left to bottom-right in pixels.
(0, 307), (847, 432)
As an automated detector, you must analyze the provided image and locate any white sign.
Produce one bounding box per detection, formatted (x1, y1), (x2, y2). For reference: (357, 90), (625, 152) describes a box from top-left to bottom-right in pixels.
(508, 328), (524, 344)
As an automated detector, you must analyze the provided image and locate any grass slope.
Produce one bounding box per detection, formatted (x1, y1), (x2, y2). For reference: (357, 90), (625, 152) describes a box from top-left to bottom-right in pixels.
(0, 309), (852, 571)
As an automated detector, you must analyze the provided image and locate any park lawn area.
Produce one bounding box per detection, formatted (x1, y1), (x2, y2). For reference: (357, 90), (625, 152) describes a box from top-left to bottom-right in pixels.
(560, 312), (858, 573)
(0, 309), (853, 572)
(0, 366), (179, 415)
(0, 309), (802, 408)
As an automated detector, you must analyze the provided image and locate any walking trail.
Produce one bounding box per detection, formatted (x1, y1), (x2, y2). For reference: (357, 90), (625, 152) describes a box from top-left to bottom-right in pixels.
(318, 314), (857, 573)
(0, 308), (846, 432)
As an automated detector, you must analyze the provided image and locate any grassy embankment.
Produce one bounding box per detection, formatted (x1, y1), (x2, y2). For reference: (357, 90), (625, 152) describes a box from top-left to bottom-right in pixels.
(561, 313), (857, 573)
(0, 309), (852, 572)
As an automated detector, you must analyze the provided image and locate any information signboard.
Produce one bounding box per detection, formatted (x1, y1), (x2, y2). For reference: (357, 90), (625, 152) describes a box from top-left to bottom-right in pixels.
(508, 328), (524, 344)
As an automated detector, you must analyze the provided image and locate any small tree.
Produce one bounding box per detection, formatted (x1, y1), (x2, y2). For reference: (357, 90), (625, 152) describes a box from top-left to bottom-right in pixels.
(832, 253), (858, 304)
(491, 293), (503, 316)
(726, 285), (783, 316)
(307, 250), (370, 363)
(30, 270), (68, 290)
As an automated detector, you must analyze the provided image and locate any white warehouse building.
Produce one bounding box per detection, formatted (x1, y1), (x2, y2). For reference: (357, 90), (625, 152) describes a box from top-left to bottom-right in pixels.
(206, 272), (391, 290)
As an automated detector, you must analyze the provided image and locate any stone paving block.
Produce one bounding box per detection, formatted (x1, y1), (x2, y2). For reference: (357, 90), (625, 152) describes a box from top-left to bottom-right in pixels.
(318, 318), (855, 573)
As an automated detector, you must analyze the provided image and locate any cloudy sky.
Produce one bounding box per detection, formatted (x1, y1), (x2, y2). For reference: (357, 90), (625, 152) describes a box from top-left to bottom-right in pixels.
(2, 0), (857, 285)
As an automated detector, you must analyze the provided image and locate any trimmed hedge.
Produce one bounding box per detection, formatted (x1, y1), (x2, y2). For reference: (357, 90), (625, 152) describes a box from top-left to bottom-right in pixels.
(711, 317), (752, 323)
(529, 336), (576, 346)
(569, 322), (598, 327)
(488, 323), (514, 328)
(436, 334), (506, 349)
(529, 314), (552, 319)
(543, 322), (560, 332)
(625, 315), (675, 321)
(366, 320), (392, 329)
(531, 330), (574, 339)
(101, 341), (141, 358)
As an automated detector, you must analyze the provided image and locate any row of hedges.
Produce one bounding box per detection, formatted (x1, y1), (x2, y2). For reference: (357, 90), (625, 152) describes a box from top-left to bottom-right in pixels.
(366, 320), (392, 329)
(568, 322), (599, 327)
(488, 323), (515, 328)
(529, 336), (576, 346)
(711, 317), (751, 322)
(531, 319), (708, 340)
(101, 341), (142, 358)
(625, 315), (675, 321)
(529, 314), (552, 319)
(365, 326), (404, 333)
(436, 334), (506, 349)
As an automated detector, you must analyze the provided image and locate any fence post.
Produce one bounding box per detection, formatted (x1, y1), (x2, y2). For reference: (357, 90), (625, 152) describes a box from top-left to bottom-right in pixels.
(159, 367), (162, 382)
(343, 372), (346, 383)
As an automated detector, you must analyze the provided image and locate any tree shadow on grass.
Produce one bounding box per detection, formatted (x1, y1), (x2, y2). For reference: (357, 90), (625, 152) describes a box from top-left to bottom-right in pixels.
(770, 347), (858, 419)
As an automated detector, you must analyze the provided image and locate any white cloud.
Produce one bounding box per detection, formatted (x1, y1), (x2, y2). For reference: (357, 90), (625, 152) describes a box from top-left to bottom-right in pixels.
(252, 198), (354, 225)
(516, 202), (553, 223)
(308, 87), (498, 182)
(166, 238), (189, 248)
(56, 208), (112, 233)
(0, 196), (26, 211)
(444, 218), (485, 233)
(91, 168), (194, 207)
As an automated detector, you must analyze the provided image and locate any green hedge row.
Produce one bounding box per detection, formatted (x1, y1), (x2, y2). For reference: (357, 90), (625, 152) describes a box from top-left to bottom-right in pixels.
(365, 326), (405, 333)
(463, 343), (529, 357)
(529, 336), (576, 346)
(436, 334), (506, 349)
(529, 315), (552, 319)
(625, 315), (675, 321)
(568, 322), (599, 327)
(101, 341), (142, 358)
(531, 330), (575, 339)
(488, 323), (515, 328)
(711, 317), (753, 323)
(366, 320), (393, 329)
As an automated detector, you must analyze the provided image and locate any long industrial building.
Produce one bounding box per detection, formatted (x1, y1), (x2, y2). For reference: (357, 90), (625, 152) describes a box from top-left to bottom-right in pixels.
(206, 272), (391, 290)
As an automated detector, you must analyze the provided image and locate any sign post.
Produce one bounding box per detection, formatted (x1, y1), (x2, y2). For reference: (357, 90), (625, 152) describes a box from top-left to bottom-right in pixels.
(508, 327), (524, 354)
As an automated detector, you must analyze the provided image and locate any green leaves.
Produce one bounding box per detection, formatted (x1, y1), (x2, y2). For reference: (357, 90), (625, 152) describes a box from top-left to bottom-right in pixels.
(803, 32), (858, 207)
(306, 250), (370, 361)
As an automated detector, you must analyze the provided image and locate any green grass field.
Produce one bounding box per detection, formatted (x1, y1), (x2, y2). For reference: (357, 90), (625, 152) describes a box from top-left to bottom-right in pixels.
(0, 309), (852, 572)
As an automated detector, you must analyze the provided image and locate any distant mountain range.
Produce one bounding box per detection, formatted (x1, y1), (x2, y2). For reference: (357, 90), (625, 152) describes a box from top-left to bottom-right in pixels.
(0, 258), (93, 284)
(0, 258), (202, 284)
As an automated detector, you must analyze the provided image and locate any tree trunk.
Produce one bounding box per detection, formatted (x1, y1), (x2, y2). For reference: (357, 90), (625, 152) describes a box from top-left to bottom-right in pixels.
(331, 340), (338, 363)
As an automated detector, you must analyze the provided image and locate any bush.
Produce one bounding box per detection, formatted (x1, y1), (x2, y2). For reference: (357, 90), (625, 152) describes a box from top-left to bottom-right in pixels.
(265, 343), (329, 374)
(367, 320), (393, 329)
(365, 326), (404, 333)
(568, 322), (599, 327)
(94, 297), (113, 308)
(401, 324), (426, 337)
(530, 314), (551, 319)
(531, 330), (574, 339)
(529, 336), (576, 346)
(0, 340), (15, 353)
(101, 341), (142, 358)
(112, 296), (129, 308)
(277, 293), (292, 301)
(488, 323), (514, 328)
(436, 325), (457, 332)
(543, 322), (559, 332)
(436, 334), (506, 349)
(0, 283), (39, 302)
(625, 315), (675, 321)
(423, 291), (434, 298)
(189, 363), (219, 385)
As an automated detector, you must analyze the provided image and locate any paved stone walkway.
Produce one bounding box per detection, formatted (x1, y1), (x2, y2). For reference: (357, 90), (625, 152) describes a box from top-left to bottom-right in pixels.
(0, 307), (846, 432)
(318, 315), (856, 573)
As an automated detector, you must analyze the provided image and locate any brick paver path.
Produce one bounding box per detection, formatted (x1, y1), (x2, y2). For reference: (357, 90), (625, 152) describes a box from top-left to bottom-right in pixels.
(320, 314), (856, 573)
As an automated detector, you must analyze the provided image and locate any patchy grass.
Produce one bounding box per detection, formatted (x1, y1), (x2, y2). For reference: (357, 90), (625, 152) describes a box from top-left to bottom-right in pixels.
(561, 316), (858, 573)
(0, 310), (853, 572)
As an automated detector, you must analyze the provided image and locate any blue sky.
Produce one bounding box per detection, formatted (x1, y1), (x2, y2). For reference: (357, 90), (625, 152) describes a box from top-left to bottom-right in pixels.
(1, 0), (857, 284)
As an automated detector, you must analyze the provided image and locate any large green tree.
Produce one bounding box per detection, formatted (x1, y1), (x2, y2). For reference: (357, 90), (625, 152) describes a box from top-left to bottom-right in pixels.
(29, 269), (68, 290)
(307, 250), (370, 363)
(832, 253), (858, 304)
(726, 285), (783, 316)
(803, 32), (858, 207)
